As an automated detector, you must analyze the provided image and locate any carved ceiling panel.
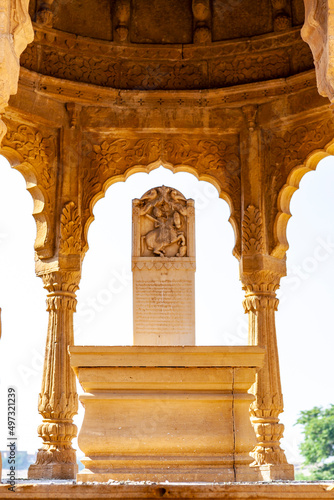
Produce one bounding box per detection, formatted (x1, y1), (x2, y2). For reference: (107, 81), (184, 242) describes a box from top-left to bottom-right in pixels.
(131, 0), (193, 44)
(212, 0), (273, 41)
(27, 0), (305, 44)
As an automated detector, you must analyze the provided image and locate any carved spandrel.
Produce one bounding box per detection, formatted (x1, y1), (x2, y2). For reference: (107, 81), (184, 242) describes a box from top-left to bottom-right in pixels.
(133, 186), (193, 258)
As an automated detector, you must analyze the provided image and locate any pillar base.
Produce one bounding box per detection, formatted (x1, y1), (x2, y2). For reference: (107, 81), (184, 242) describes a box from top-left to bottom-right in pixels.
(77, 462), (261, 483)
(252, 463), (294, 481)
(28, 462), (78, 480)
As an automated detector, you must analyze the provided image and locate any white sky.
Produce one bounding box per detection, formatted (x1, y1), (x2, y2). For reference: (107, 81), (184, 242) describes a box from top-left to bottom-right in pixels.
(0, 154), (333, 467)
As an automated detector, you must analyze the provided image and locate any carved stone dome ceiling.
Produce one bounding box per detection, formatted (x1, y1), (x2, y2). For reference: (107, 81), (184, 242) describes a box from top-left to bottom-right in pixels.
(23, 0), (312, 91)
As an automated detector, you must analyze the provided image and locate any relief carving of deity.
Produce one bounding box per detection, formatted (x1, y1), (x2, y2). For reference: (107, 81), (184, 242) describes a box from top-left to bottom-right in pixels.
(135, 186), (188, 257)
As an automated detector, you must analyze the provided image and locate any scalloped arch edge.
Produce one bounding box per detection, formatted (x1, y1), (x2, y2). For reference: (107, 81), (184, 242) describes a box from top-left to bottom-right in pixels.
(82, 159), (241, 260)
(272, 141), (334, 259)
(0, 149), (53, 258)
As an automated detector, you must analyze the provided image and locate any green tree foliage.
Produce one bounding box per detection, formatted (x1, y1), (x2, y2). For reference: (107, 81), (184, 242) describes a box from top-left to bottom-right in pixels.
(296, 405), (334, 479)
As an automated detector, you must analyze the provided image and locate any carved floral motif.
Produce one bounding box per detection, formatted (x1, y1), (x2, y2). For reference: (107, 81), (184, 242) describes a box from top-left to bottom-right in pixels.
(3, 123), (56, 174)
(89, 138), (161, 172)
(163, 137), (240, 176)
(60, 202), (82, 255)
(242, 205), (264, 255)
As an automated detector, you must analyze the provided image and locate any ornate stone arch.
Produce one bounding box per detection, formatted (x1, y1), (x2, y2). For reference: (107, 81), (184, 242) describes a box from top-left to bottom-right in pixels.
(0, 121), (58, 259)
(273, 139), (334, 259)
(81, 134), (241, 259)
(260, 111), (334, 259)
(0, 147), (53, 258)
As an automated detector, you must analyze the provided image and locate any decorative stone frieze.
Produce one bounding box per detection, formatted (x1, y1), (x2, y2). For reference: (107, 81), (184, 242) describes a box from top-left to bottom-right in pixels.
(20, 25), (313, 90)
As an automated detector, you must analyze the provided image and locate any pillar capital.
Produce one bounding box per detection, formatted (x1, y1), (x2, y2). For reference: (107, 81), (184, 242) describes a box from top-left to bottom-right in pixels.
(40, 269), (81, 293)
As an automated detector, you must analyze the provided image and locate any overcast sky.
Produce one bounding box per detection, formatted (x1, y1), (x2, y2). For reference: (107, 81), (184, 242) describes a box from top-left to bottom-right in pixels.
(0, 154), (333, 469)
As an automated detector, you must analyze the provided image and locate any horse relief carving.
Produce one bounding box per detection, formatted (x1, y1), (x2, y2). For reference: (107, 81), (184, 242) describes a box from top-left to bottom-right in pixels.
(135, 186), (189, 258)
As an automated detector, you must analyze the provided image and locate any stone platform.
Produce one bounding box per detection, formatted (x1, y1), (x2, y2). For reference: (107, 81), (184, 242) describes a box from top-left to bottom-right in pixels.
(0, 481), (334, 499)
(70, 346), (265, 483)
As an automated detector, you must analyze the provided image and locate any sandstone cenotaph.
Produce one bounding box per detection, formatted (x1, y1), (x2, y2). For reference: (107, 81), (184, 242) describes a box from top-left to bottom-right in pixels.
(69, 186), (265, 482)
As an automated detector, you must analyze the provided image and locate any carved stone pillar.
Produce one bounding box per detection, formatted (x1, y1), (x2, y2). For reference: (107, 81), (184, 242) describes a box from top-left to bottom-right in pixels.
(0, 0), (33, 483)
(241, 260), (294, 481)
(28, 270), (80, 479)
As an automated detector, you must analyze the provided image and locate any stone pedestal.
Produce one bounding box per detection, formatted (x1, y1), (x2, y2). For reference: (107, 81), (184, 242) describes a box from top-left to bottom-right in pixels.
(70, 346), (264, 482)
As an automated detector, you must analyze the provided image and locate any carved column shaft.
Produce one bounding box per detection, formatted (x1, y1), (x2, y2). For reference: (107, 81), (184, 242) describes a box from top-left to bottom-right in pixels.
(241, 267), (294, 480)
(28, 271), (80, 479)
